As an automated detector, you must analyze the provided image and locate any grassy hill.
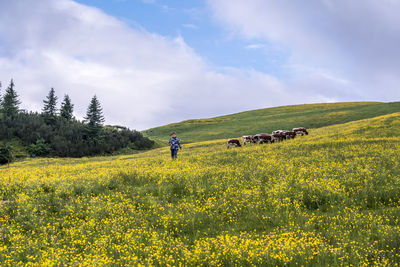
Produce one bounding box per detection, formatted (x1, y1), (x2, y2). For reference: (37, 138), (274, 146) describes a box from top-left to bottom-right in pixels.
(1, 112), (400, 265)
(143, 101), (400, 143)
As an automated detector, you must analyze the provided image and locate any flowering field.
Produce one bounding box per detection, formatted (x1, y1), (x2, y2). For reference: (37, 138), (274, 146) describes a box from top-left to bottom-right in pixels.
(1, 113), (400, 266)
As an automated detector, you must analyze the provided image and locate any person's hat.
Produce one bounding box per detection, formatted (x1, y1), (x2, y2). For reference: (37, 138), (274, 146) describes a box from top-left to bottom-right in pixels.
(171, 132), (176, 135)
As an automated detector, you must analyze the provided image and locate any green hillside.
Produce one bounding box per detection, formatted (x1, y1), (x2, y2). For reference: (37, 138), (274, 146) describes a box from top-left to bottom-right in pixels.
(2, 113), (400, 265)
(143, 101), (400, 143)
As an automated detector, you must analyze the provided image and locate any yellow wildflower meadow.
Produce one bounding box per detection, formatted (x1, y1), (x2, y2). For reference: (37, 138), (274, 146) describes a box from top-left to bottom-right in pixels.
(0, 113), (399, 266)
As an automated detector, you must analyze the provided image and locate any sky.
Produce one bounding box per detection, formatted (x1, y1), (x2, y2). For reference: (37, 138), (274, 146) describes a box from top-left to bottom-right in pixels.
(0, 0), (399, 130)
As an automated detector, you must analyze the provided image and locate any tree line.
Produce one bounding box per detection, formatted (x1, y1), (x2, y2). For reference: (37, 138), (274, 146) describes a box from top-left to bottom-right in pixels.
(0, 79), (154, 163)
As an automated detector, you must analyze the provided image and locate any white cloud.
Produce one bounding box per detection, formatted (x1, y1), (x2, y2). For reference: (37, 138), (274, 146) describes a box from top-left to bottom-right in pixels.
(182, 24), (198, 30)
(0, 0), (321, 130)
(245, 44), (265, 50)
(208, 0), (400, 102)
(0, 0), (365, 131)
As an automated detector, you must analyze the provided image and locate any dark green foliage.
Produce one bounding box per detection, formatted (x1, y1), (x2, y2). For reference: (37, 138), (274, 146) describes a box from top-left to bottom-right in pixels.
(0, 80), (20, 117)
(28, 139), (51, 156)
(84, 95), (105, 138)
(0, 80), (154, 158)
(42, 88), (58, 117)
(60, 94), (74, 121)
(0, 81), (2, 105)
(85, 95), (104, 127)
(0, 111), (154, 158)
(42, 88), (58, 125)
(0, 143), (12, 164)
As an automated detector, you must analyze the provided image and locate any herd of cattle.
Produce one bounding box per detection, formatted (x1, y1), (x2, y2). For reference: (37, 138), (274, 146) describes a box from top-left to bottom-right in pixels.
(227, 127), (308, 148)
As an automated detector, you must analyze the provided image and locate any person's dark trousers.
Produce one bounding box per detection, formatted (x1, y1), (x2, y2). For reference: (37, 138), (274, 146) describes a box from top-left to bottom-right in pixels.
(171, 148), (178, 159)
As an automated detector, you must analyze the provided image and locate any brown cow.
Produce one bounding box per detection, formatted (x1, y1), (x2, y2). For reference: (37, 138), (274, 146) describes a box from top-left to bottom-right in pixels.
(253, 134), (273, 144)
(293, 127), (308, 135)
(227, 139), (241, 148)
(285, 131), (297, 139)
(242, 135), (255, 145)
(272, 130), (287, 141)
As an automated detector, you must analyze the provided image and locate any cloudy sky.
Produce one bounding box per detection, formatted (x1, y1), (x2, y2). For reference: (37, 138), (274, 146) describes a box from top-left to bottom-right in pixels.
(0, 0), (399, 130)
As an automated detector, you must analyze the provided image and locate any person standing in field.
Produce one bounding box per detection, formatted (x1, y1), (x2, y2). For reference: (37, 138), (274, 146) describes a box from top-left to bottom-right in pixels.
(169, 132), (182, 159)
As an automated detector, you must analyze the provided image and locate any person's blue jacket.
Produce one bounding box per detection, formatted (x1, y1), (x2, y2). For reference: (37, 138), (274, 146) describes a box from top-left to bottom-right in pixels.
(169, 137), (181, 150)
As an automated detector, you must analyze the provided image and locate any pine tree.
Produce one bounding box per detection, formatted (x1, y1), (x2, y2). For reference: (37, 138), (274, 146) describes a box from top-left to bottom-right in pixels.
(0, 79), (21, 117)
(84, 95), (105, 127)
(0, 82), (3, 109)
(42, 88), (58, 117)
(60, 94), (74, 121)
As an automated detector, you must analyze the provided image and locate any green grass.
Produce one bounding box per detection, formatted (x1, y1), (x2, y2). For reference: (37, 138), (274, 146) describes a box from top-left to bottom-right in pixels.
(143, 101), (400, 143)
(1, 113), (400, 265)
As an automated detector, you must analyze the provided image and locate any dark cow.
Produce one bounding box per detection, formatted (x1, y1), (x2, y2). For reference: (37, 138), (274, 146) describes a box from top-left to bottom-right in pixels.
(293, 127), (308, 135)
(253, 134), (273, 144)
(273, 130), (288, 135)
(284, 131), (297, 139)
(227, 139), (241, 148)
(272, 130), (287, 141)
(242, 135), (255, 145)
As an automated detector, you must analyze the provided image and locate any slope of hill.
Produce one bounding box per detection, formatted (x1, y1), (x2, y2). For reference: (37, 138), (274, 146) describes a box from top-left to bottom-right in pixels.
(143, 101), (400, 143)
(1, 113), (399, 265)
